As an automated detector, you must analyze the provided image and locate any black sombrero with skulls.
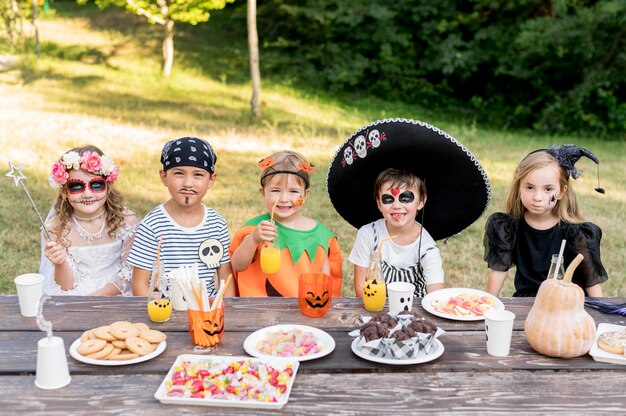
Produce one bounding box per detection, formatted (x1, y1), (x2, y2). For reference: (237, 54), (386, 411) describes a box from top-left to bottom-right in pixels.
(326, 119), (491, 241)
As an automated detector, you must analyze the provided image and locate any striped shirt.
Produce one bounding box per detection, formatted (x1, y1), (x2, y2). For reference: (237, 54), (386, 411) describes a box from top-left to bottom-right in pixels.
(128, 204), (231, 296)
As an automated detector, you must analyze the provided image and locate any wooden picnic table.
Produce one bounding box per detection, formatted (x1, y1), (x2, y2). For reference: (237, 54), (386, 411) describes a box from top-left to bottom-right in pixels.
(0, 295), (625, 415)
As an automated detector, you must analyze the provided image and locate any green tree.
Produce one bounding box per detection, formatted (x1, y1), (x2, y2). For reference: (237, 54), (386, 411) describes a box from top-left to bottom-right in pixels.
(82, 0), (234, 77)
(0, 0), (31, 47)
(255, 0), (626, 136)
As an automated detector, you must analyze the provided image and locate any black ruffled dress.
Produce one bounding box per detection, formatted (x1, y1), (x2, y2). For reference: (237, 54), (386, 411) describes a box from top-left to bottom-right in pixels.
(483, 213), (608, 297)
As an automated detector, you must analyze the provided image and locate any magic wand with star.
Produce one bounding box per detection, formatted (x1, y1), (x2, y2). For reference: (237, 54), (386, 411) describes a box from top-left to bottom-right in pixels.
(5, 162), (51, 241)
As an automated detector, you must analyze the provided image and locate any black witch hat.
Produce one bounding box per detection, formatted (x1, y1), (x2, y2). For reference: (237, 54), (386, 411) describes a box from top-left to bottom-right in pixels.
(542, 144), (604, 194)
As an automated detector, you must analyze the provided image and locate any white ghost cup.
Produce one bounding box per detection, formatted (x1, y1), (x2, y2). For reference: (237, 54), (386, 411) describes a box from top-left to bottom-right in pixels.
(387, 282), (415, 315)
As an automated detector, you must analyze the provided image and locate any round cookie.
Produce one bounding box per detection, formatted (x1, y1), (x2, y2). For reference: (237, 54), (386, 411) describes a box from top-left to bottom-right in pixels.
(125, 336), (154, 356)
(77, 338), (107, 356)
(110, 325), (140, 340)
(139, 329), (167, 344)
(104, 347), (122, 360)
(86, 342), (114, 360)
(110, 321), (133, 330)
(109, 351), (140, 361)
(132, 322), (150, 333)
(111, 339), (127, 349)
(93, 326), (116, 342)
(80, 329), (94, 342)
(597, 331), (626, 355)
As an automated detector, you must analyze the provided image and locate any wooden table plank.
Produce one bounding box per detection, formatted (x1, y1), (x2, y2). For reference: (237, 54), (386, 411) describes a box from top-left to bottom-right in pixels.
(1, 372), (625, 415)
(1, 330), (621, 375)
(2, 296), (624, 332)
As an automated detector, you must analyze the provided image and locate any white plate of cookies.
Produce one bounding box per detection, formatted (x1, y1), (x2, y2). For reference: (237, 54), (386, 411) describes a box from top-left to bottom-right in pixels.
(589, 323), (626, 365)
(69, 321), (167, 366)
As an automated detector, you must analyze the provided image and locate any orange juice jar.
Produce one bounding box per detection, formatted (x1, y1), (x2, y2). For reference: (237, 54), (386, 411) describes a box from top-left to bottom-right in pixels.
(260, 242), (281, 274)
(362, 252), (386, 312)
(147, 292), (172, 322)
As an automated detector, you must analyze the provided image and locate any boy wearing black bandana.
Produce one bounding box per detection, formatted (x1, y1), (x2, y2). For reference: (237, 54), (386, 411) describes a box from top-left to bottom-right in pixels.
(129, 137), (235, 297)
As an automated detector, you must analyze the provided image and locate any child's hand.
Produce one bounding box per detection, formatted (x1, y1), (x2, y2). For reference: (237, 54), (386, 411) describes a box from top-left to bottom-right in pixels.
(252, 220), (278, 243)
(45, 241), (68, 265)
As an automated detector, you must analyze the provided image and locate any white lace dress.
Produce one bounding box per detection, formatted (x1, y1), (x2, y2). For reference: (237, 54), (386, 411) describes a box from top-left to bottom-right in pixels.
(39, 219), (137, 296)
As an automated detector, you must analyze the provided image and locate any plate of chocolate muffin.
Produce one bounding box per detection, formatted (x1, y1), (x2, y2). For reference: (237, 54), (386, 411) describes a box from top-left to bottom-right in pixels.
(350, 311), (444, 365)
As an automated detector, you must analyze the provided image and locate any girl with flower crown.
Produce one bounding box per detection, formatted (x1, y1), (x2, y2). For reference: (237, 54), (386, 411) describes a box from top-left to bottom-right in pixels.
(39, 145), (139, 296)
(229, 150), (342, 297)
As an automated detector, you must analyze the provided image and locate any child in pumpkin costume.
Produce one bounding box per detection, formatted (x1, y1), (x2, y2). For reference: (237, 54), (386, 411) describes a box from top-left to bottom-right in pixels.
(230, 150), (342, 297)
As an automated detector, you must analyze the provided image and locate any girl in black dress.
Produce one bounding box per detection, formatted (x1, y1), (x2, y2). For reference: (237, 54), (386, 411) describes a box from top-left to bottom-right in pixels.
(484, 145), (607, 297)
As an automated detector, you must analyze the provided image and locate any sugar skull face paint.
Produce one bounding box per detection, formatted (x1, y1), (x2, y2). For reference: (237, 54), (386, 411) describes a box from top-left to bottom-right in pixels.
(66, 178), (107, 194)
(376, 182), (425, 228)
(380, 191), (415, 205)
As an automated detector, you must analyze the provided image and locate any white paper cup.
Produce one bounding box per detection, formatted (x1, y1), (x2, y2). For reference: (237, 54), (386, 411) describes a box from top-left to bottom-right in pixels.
(387, 281), (415, 315)
(170, 279), (187, 311)
(14, 273), (45, 317)
(484, 309), (515, 357)
(35, 336), (71, 390)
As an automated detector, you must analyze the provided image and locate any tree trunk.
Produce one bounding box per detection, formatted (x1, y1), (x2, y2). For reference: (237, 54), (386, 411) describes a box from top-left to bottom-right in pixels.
(6, 0), (20, 45)
(162, 18), (174, 78)
(247, 0), (262, 118)
(31, 0), (39, 56)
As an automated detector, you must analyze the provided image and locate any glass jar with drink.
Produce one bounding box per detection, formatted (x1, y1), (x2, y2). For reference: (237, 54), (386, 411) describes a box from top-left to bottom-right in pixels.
(362, 251), (386, 312)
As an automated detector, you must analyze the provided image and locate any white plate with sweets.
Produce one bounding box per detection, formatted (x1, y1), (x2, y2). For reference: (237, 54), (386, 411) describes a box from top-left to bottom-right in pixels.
(422, 288), (504, 321)
(589, 323), (626, 365)
(243, 324), (335, 362)
(154, 354), (299, 409)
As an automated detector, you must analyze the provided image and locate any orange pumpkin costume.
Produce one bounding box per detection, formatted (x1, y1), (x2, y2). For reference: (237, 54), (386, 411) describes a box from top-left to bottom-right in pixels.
(230, 213), (342, 297)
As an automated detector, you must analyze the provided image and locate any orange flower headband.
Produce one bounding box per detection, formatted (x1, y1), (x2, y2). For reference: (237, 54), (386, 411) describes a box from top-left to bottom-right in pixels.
(258, 157), (315, 188)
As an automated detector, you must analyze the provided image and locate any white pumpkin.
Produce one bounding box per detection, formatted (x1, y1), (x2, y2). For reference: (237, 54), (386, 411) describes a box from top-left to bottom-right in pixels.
(524, 254), (596, 358)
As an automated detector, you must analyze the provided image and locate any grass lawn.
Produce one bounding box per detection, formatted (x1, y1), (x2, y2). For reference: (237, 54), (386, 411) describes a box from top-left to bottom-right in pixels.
(0, 3), (624, 296)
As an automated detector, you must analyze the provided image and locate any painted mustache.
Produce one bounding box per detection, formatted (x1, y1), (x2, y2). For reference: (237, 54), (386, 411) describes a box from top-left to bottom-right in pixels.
(179, 188), (198, 194)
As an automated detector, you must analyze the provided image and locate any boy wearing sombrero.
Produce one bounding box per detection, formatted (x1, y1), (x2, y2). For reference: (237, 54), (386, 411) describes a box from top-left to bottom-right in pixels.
(327, 119), (491, 297)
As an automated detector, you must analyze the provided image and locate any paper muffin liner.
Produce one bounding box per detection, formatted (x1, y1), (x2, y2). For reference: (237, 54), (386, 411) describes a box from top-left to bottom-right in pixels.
(349, 313), (445, 360)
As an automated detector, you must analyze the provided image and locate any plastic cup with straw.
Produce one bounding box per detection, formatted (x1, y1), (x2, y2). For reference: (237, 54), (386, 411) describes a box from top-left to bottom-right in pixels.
(363, 235), (396, 312)
(260, 199), (281, 274)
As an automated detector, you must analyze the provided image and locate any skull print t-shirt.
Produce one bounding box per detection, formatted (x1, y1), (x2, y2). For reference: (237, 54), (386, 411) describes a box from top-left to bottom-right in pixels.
(348, 218), (444, 297)
(128, 204), (231, 296)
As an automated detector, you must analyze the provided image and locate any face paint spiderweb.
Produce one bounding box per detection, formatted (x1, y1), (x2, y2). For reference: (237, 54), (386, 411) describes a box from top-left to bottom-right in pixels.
(5, 162), (51, 241)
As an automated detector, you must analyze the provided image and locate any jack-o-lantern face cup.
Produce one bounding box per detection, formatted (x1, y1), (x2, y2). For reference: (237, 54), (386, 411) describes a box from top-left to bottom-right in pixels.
(187, 302), (225, 347)
(298, 273), (333, 318)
